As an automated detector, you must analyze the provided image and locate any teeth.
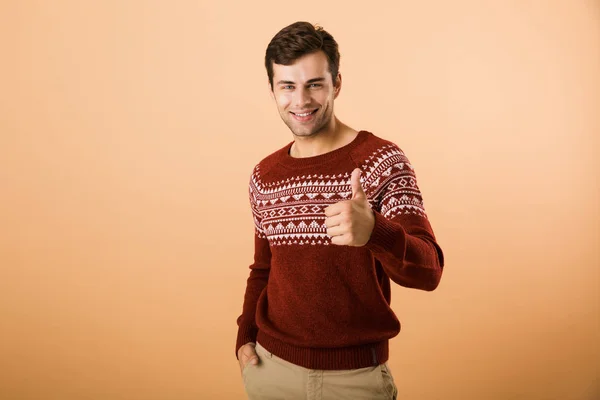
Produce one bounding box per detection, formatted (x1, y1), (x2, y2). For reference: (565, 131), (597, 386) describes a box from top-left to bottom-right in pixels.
(295, 110), (315, 117)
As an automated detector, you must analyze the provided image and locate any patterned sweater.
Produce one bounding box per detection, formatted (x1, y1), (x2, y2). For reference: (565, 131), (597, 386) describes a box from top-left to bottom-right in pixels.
(235, 130), (445, 370)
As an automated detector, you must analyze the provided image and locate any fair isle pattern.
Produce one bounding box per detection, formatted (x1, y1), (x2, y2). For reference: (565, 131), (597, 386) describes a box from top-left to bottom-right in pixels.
(366, 145), (428, 220)
(249, 143), (428, 246)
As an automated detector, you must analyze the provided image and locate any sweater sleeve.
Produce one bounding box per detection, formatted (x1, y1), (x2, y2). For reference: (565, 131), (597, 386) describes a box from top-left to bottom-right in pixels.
(363, 147), (445, 291)
(235, 168), (272, 359)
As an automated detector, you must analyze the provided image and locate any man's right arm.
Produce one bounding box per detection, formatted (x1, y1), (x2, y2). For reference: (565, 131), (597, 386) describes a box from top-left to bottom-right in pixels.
(235, 168), (271, 359)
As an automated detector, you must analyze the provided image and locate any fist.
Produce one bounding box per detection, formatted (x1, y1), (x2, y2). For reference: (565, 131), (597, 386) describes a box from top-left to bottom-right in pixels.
(323, 168), (375, 246)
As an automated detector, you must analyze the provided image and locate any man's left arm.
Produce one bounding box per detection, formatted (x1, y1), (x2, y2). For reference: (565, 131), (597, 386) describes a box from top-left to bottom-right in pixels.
(363, 150), (445, 291)
(324, 146), (445, 290)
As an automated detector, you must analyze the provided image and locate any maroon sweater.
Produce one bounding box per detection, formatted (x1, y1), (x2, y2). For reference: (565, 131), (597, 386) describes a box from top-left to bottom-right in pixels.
(235, 130), (445, 370)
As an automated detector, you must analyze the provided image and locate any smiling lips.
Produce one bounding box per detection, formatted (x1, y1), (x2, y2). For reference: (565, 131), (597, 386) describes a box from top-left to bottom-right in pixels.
(291, 108), (318, 121)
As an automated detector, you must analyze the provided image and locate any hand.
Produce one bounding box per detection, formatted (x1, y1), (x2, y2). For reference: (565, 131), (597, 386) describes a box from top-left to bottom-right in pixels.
(324, 168), (375, 246)
(238, 342), (259, 375)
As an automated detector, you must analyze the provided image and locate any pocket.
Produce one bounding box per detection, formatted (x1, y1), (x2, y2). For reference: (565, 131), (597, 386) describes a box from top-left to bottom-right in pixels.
(242, 351), (261, 378)
(242, 360), (253, 375)
(242, 348), (267, 392)
(379, 363), (398, 399)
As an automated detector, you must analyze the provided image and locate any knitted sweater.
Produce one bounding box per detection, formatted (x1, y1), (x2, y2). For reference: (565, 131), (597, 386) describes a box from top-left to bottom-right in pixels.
(235, 130), (445, 370)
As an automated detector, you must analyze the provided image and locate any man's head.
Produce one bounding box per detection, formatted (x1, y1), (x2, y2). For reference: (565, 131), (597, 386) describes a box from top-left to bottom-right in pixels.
(265, 22), (342, 137)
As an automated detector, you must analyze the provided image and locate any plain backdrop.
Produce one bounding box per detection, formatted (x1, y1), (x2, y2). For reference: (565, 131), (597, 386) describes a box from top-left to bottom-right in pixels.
(1, 1), (598, 399)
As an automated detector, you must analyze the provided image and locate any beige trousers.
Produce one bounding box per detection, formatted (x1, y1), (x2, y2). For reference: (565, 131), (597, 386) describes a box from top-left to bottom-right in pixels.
(242, 342), (398, 400)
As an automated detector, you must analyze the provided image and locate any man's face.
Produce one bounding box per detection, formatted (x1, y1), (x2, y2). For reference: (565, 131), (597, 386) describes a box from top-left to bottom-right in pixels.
(270, 51), (341, 138)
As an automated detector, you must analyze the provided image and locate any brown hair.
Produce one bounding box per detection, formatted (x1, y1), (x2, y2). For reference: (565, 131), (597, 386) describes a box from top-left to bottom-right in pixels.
(265, 21), (340, 89)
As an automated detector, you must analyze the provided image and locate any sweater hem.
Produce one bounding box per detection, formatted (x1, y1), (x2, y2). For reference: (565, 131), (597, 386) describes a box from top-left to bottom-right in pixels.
(256, 330), (389, 370)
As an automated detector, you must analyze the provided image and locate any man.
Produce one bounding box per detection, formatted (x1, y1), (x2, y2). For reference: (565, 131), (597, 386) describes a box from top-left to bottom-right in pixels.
(235, 21), (445, 400)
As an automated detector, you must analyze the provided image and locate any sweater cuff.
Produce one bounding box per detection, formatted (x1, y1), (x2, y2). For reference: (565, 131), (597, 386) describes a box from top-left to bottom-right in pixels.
(364, 210), (406, 255)
(235, 323), (258, 359)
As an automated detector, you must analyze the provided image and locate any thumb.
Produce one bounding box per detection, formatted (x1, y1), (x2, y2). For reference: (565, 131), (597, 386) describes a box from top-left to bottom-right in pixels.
(242, 343), (258, 364)
(249, 350), (258, 364)
(351, 168), (366, 200)
(248, 348), (258, 364)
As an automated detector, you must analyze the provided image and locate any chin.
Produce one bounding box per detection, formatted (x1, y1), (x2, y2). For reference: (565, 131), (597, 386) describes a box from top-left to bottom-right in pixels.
(284, 122), (312, 136)
(290, 130), (312, 137)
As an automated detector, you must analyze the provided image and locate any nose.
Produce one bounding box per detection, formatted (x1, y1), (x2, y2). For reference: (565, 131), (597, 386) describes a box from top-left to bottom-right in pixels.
(294, 87), (311, 108)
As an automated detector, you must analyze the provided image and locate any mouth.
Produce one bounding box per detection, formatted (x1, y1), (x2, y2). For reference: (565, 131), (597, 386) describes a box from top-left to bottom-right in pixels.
(290, 108), (318, 122)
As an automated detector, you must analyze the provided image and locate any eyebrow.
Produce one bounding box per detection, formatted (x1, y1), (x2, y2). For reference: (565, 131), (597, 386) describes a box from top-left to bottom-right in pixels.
(276, 77), (326, 85)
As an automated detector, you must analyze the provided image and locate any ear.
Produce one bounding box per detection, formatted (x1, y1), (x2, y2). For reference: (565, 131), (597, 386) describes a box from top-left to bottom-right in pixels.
(334, 72), (342, 99)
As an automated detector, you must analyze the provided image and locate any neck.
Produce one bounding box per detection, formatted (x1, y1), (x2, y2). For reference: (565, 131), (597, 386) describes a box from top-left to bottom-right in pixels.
(289, 118), (358, 158)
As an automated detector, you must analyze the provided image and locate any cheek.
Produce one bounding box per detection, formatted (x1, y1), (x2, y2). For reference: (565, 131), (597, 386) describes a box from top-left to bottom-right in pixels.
(276, 93), (292, 109)
(317, 92), (332, 105)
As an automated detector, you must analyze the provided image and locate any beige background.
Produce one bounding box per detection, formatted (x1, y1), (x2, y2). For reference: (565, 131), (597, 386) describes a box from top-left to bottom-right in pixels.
(1, 1), (598, 399)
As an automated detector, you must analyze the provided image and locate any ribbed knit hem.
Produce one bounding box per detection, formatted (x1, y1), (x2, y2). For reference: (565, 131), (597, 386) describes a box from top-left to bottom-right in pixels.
(235, 323), (258, 360)
(364, 210), (406, 255)
(256, 330), (389, 370)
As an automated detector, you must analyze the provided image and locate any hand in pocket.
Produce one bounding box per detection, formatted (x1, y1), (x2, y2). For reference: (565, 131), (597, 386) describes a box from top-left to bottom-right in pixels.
(238, 342), (260, 375)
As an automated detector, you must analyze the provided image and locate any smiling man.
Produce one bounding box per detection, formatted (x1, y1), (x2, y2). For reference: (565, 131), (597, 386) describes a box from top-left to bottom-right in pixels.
(235, 21), (445, 400)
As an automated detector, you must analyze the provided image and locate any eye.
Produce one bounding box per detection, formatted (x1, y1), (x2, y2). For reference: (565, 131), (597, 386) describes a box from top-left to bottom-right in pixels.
(282, 85), (293, 90)
(309, 83), (321, 88)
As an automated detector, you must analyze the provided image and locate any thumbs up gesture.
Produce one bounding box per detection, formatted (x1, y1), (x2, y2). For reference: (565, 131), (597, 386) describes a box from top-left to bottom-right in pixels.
(323, 168), (375, 246)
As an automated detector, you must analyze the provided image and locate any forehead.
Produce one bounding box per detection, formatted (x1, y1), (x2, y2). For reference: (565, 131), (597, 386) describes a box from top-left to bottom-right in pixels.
(272, 51), (331, 83)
